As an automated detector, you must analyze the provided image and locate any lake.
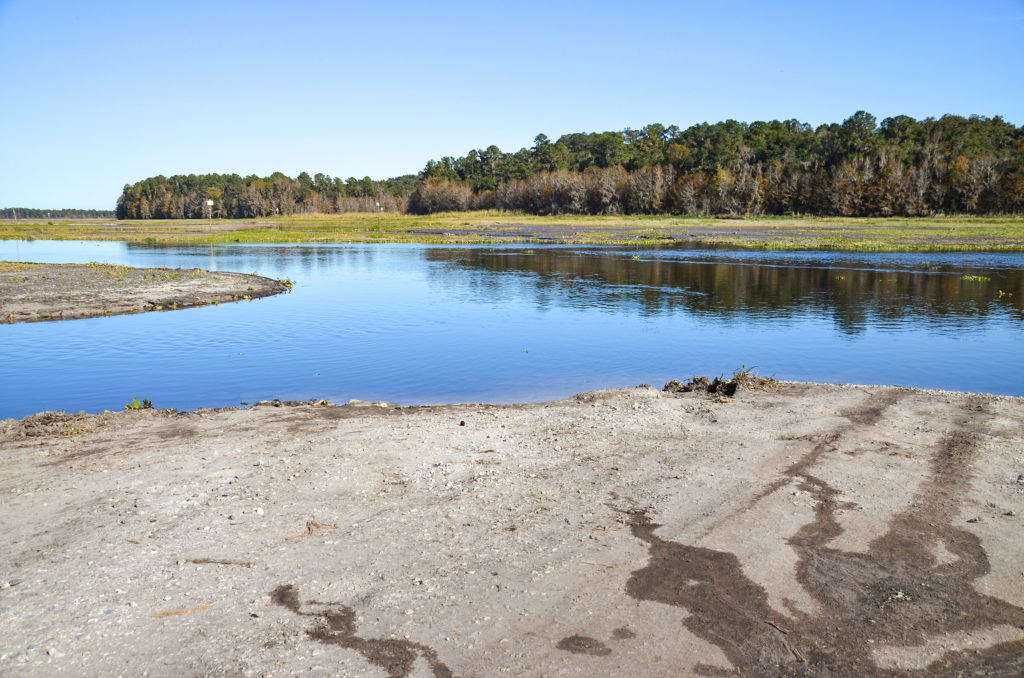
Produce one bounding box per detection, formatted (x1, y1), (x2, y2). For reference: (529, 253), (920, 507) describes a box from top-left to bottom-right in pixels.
(1, 240), (1022, 419)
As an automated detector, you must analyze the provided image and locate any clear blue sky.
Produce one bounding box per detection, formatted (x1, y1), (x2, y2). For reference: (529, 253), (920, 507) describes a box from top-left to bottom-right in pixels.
(2, 0), (1022, 210)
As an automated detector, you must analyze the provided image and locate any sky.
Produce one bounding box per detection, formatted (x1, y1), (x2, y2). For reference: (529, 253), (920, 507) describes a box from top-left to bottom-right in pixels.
(1, 0), (1023, 210)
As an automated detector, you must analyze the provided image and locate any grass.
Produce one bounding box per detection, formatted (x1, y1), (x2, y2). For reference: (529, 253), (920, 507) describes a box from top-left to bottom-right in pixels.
(125, 397), (153, 410)
(1, 212), (1023, 251)
(0, 261), (50, 272)
(731, 365), (778, 390)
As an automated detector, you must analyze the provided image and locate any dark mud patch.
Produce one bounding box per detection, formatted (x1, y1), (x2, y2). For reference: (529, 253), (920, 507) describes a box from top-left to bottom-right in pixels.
(556, 635), (612, 656)
(270, 584), (453, 678)
(696, 391), (909, 541)
(839, 388), (907, 426)
(622, 398), (1024, 676)
(38, 444), (117, 467)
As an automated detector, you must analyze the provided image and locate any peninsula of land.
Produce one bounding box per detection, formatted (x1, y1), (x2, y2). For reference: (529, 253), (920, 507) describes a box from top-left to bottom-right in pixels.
(0, 261), (289, 323)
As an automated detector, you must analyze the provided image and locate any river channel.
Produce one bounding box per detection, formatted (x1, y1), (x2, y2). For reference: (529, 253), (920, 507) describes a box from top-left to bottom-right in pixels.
(1, 241), (1022, 418)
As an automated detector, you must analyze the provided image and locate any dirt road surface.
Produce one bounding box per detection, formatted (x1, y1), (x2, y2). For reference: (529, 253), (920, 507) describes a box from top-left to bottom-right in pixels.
(1, 262), (289, 323)
(1, 383), (1022, 676)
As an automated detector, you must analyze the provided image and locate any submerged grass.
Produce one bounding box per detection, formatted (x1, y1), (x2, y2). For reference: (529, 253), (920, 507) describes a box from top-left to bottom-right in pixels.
(1, 212), (1023, 251)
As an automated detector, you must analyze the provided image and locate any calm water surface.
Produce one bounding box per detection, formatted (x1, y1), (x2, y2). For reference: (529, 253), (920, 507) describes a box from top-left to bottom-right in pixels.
(1, 240), (1022, 418)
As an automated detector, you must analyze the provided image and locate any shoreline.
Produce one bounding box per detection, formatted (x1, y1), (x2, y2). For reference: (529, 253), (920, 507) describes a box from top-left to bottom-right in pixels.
(0, 261), (290, 323)
(3, 377), (1023, 423)
(2, 381), (1022, 675)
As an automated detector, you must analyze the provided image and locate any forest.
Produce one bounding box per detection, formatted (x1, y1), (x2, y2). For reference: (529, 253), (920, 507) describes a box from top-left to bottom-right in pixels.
(2, 207), (115, 219)
(115, 173), (417, 220)
(115, 112), (1024, 219)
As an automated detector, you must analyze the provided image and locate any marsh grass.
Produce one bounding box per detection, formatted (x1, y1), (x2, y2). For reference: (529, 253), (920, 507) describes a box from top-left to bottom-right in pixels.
(0, 261), (50, 272)
(1, 213), (1023, 251)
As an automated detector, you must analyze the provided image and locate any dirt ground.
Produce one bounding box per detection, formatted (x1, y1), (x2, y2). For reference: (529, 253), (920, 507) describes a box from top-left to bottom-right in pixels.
(1, 382), (1022, 676)
(0, 262), (289, 323)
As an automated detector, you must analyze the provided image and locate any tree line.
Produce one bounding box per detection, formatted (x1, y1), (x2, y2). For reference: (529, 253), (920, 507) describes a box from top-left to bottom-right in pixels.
(116, 172), (417, 219)
(118, 112), (1024, 219)
(412, 112), (1024, 216)
(2, 207), (115, 219)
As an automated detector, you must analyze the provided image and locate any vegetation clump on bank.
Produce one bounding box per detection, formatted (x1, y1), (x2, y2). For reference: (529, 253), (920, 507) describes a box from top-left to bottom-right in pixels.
(664, 368), (778, 397)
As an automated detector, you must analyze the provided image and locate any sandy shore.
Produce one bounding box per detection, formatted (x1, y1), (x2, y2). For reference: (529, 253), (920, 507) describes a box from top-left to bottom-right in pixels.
(1, 382), (1022, 676)
(0, 262), (289, 323)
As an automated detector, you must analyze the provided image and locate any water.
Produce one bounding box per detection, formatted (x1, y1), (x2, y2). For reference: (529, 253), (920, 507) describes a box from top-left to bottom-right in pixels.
(1, 240), (1022, 418)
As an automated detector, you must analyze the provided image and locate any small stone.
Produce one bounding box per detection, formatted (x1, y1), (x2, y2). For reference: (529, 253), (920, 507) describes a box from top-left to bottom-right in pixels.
(47, 648), (56, 656)
(255, 507), (264, 515)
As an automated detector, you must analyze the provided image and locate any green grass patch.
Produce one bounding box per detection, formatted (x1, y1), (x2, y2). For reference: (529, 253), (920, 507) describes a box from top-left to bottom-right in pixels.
(1, 213), (1023, 251)
(125, 397), (153, 410)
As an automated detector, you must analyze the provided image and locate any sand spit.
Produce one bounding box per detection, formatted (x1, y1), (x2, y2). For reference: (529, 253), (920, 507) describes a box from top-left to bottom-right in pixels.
(0, 262), (289, 323)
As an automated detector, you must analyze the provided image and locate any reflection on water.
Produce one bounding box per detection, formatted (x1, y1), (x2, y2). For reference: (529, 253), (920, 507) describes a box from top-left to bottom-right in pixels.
(1, 241), (1022, 419)
(426, 248), (1024, 334)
